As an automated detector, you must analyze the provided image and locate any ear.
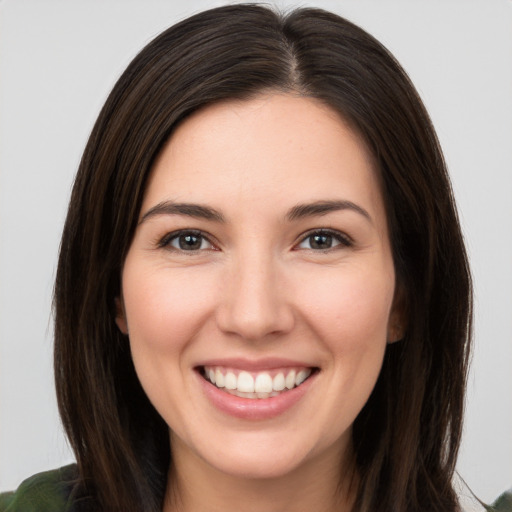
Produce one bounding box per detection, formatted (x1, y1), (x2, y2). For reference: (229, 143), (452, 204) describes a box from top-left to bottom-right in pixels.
(387, 285), (407, 344)
(115, 297), (129, 335)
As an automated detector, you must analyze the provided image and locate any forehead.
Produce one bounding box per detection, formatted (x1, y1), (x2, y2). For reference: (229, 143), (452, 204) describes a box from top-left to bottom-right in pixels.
(143, 94), (385, 226)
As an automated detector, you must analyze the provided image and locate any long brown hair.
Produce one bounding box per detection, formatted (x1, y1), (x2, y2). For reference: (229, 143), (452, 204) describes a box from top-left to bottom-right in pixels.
(54, 5), (472, 511)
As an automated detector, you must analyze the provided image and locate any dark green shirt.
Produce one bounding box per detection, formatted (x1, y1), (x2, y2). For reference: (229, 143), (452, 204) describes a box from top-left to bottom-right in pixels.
(1, 465), (511, 511)
(0, 465), (83, 512)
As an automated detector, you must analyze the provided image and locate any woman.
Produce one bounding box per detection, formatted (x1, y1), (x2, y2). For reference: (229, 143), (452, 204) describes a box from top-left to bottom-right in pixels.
(1, 4), (505, 512)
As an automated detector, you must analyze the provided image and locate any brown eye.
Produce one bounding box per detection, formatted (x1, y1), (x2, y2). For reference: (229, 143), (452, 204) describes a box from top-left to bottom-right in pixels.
(164, 230), (214, 251)
(309, 233), (334, 250)
(297, 230), (352, 251)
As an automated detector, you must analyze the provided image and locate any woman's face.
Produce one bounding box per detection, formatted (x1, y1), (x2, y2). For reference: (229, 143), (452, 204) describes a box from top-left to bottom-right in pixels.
(117, 94), (400, 480)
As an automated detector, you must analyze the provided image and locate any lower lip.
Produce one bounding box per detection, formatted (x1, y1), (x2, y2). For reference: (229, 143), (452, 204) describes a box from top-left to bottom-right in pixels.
(197, 370), (317, 420)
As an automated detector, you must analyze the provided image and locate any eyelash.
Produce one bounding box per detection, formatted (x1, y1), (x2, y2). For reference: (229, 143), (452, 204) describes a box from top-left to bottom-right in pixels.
(295, 229), (353, 251)
(157, 228), (353, 253)
(157, 230), (217, 252)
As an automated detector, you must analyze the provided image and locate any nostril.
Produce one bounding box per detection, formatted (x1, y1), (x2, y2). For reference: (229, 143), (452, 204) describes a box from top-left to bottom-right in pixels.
(215, 302), (295, 341)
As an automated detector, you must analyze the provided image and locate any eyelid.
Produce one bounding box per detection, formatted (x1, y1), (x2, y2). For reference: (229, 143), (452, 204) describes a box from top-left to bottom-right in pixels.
(157, 229), (218, 251)
(294, 228), (353, 250)
(155, 228), (352, 253)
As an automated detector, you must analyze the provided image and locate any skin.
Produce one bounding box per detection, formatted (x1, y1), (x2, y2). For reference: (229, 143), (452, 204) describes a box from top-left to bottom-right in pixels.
(116, 94), (402, 512)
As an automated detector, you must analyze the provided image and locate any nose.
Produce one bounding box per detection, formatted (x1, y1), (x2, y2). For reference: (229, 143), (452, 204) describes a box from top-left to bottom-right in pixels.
(215, 252), (295, 341)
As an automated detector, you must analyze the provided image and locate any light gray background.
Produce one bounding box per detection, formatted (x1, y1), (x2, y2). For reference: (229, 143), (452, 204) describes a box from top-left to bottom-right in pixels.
(1, 0), (511, 504)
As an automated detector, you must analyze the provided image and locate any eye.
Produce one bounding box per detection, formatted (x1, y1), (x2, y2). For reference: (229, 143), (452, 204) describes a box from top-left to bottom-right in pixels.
(161, 230), (215, 251)
(296, 230), (352, 251)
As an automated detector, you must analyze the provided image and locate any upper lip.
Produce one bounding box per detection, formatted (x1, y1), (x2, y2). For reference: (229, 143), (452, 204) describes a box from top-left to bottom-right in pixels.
(194, 357), (316, 372)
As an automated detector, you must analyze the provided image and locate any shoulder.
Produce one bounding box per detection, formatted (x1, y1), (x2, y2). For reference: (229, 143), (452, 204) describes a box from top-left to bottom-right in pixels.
(491, 489), (512, 512)
(460, 488), (512, 512)
(0, 465), (80, 512)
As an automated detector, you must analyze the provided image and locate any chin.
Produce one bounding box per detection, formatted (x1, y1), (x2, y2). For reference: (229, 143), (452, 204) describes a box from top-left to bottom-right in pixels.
(210, 451), (309, 480)
(190, 427), (348, 482)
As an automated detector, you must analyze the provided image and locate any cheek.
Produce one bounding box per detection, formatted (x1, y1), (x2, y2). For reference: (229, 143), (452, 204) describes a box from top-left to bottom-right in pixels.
(295, 264), (395, 349)
(306, 267), (394, 407)
(122, 265), (216, 358)
(120, 264), (219, 426)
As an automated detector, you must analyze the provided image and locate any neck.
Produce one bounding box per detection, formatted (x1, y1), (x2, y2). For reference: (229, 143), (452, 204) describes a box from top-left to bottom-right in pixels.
(163, 437), (357, 512)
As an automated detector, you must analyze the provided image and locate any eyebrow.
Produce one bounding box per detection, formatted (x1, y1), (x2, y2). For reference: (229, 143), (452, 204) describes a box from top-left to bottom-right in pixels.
(139, 199), (371, 225)
(139, 201), (225, 224)
(286, 200), (372, 223)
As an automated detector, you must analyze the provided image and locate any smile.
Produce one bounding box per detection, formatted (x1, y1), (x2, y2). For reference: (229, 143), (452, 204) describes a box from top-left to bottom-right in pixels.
(201, 366), (315, 399)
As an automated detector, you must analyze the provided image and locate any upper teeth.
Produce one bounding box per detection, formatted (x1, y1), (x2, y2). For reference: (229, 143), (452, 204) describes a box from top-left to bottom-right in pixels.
(205, 366), (312, 393)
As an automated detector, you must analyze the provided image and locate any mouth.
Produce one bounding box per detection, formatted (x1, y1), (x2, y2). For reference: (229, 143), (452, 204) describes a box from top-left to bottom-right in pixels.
(199, 365), (318, 400)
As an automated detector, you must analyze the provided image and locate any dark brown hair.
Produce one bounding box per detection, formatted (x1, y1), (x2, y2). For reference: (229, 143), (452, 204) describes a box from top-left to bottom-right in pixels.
(54, 4), (472, 511)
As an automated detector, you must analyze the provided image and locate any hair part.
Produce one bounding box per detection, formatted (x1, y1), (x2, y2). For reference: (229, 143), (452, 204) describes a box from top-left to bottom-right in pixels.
(54, 5), (472, 511)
